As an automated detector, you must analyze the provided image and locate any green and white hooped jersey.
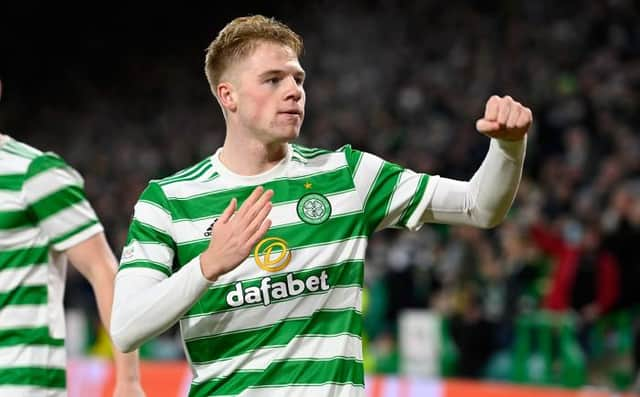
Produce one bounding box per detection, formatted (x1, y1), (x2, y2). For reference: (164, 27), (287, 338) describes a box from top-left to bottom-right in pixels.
(120, 143), (436, 397)
(0, 136), (103, 396)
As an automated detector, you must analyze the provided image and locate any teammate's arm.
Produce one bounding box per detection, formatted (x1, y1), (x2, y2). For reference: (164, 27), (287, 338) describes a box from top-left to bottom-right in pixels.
(22, 154), (145, 396)
(66, 234), (145, 397)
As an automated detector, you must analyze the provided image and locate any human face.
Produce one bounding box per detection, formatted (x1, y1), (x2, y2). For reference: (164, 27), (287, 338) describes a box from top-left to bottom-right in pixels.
(228, 41), (305, 144)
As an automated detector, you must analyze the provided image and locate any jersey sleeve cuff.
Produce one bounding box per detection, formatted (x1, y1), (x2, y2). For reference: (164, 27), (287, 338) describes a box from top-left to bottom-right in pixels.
(405, 175), (440, 231)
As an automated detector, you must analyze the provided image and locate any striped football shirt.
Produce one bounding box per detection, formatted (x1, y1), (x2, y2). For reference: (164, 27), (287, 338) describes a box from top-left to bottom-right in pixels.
(0, 136), (103, 396)
(120, 143), (437, 397)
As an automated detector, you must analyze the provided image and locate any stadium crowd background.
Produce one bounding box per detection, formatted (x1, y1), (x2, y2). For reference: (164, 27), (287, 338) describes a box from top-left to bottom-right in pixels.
(2, 0), (639, 392)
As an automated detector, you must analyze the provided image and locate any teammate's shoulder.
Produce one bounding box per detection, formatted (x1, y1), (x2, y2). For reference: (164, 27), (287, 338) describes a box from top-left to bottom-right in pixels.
(26, 150), (76, 180)
(1, 137), (43, 160)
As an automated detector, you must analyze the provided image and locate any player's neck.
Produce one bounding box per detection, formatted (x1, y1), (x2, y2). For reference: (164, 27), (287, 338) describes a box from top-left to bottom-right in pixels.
(219, 134), (288, 176)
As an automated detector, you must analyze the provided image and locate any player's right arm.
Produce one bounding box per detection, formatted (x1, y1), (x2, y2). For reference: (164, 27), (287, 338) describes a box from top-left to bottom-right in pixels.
(110, 184), (272, 352)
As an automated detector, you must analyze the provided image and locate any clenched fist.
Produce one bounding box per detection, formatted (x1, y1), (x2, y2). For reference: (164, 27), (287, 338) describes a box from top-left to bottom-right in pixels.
(475, 95), (532, 141)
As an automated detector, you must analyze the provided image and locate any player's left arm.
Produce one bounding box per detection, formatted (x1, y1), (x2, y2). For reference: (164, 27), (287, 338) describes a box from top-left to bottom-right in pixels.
(66, 234), (145, 397)
(421, 95), (531, 228)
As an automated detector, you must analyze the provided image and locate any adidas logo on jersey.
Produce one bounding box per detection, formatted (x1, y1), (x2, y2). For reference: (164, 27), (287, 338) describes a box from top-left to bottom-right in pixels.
(204, 219), (218, 237)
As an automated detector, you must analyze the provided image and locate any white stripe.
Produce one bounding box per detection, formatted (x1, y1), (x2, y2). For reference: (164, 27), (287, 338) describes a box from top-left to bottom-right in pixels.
(0, 386), (66, 397)
(0, 264), (48, 293)
(0, 190), (25, 211)
(23, 167), (83, 203)
(0, 227), (43, 250)
(213, 383), (364, 397)
(120, 241), (173, 269)
(39, 201), (97, 238)
(407, 175), (440, 231)
(181, 285), (361, 341)
(214, 237), (367, 287)
(0, 345), (66, 369)
(0, 304), (49, 329)
(163, 153), (348, 200)
(51, 222), (103, 252)
(0, 152), (31, 176)
(376, 169), (420, 231)
(172, 190), (363, 244)
(193, 334), (362, 382)
(354, 152), (384, 207)
(134, 201), (172, 235)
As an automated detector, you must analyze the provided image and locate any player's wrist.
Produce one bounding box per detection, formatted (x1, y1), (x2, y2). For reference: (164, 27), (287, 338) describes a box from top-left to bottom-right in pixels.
(199, 253), (223, 282)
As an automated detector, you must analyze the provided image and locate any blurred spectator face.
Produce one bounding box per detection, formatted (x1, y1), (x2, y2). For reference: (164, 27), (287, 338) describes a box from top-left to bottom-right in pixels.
(612, 185), (633, 215)
(227, 41), (305, 143)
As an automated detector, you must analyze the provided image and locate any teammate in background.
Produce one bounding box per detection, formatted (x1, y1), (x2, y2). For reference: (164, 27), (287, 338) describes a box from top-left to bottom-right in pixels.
(111, 15), (531, 396)
(0, 79), (145, 396)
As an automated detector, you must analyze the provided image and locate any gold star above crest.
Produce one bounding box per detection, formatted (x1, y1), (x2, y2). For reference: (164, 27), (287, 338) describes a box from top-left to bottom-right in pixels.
(304, 181), (313, 189)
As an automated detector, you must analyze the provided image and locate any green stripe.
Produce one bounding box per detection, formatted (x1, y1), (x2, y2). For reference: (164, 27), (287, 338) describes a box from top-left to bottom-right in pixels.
(0, 286), (47, 307)
(25, 154), (69, 180)
(0, 246), (48, 270)
(50, 219), (99, 246)
(0, 209), (34, 230)
(0, 174), (23, 191)
(125, 219), (175, 247)
(172, 163), (212, 185)
(189, 358), (363, 396)
(167, 166), (354, 220)
(342, 146), (363, 178)
(29, 185), (86, 221)
(0, 327), (64, 348)
(363, 161), (403, 234)
(204, 172), (220, 182)
(0, 367), (66, 388)
(186, 308), (361, 363)
(176, 214), (366, 267)
(399, 174), (429, 227)
(135, 183), (170, 213)
(188, 260), (364, 316)
(158, 158), (211, 186)
(119, 261), (172, 277)
(292, 145), (334, 159)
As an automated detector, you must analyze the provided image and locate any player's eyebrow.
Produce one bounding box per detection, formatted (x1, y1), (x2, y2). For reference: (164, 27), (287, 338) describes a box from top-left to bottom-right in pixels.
(259, 69), (306, 80)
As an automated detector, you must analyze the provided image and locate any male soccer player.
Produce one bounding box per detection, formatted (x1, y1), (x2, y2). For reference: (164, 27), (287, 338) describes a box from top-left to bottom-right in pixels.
(0, 79), (144, 396)
(111, 15), (532, 397)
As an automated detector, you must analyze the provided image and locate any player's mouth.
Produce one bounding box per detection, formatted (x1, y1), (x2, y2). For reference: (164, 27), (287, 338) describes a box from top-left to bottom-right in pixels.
(278, 109), (303, 118)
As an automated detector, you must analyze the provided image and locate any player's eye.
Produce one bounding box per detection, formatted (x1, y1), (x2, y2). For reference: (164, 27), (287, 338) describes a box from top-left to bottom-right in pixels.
(266, 77), (281, 84)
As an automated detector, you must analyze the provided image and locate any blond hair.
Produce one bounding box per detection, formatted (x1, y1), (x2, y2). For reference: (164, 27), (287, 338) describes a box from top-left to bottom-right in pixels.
(204, 15), (303, 93)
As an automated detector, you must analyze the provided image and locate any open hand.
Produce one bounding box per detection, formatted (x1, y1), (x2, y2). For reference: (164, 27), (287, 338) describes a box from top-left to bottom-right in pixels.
(200, 186), (273, 281)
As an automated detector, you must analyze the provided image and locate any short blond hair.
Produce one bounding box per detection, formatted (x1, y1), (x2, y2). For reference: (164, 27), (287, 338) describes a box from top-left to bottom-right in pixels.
(204, 15), (303, 92)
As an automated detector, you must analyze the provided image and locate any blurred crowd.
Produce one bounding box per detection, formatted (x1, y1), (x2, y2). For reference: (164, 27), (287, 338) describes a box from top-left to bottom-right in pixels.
(3, 0), (640, 391)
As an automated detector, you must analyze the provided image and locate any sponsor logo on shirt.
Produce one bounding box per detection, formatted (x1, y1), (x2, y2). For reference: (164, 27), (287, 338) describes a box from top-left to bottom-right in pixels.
(254, 237), (291, 272)
(225, 236), (330, 308)
(226, 270), (330, 307)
